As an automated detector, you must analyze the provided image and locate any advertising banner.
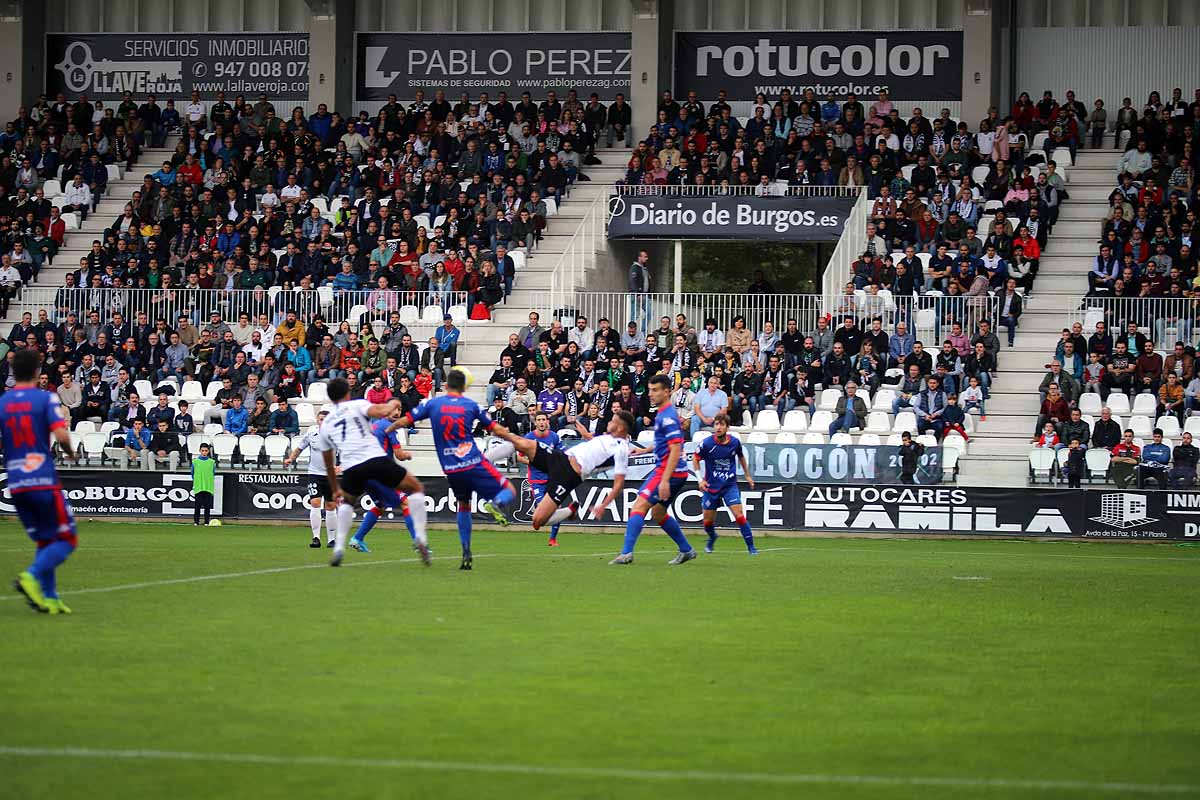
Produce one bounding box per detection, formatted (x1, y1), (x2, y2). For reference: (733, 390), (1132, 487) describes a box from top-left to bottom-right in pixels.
(46, 33), (310, 101)
(674, 30), (964, 101)
(607, 194), (854, 242)
(0, 469), (225, 517)
(1080, 490), (1200, 540)
(355, 32), (632, 101)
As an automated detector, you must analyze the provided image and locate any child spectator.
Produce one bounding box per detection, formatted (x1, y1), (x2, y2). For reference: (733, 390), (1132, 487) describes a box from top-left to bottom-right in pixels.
(191, 442), (216, 525)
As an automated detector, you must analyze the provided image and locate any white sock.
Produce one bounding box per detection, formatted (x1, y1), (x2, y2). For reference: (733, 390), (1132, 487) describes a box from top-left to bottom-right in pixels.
(547, 503), (576, 526)
(309, 507), (322, 538)
(333, 504), (354, 554)
(485, 440), (515, 463)
(407, 492), (428, 545)
(325, 509), (337, 542)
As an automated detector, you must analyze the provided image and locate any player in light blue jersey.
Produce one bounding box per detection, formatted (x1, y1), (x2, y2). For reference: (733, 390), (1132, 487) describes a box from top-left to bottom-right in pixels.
(523, 411), (564, 546)
(399, 367), (515, 570)
(612, 373), (696, 565)
(693, 413), (757, 555)
(348, 412), (418, 554)
(2, 350), (79, 614)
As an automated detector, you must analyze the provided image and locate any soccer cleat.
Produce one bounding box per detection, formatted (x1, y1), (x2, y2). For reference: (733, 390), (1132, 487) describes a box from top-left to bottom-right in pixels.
(747, 546), (759, 556)
(481, 501), (509, 527)
(413, 539), (432, 566)
(547, 538), (559, 547)
(459, 549), (473, 570)
(349, 538), (371, 553)
(667, 550), (698, 566)
(705, 531), (718, 553)
(609, 553), (634, 565)
(326, 539), (335, 548)
(330, 549), (344, 567)
(46, 598), (72, 615)
(310, 537), (321, 549)
(13, 571), (49, 613)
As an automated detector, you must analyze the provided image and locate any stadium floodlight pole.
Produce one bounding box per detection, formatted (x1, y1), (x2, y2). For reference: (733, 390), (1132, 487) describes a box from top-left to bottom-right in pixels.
(673, 240), (683, 311)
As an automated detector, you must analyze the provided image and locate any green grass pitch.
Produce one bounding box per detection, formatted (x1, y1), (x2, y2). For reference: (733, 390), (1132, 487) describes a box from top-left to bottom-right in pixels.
(1, 519), (1198, 799)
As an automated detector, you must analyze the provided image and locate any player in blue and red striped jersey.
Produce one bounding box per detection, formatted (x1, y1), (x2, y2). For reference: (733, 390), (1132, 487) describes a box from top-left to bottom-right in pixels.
(399, 367), (516, 570)
(523, 411), (564, 547)
(693, 413), (757, 555)
(2, 349), (79, 614)
(348, 412), (417, 554)
(611, 373), (697, 565)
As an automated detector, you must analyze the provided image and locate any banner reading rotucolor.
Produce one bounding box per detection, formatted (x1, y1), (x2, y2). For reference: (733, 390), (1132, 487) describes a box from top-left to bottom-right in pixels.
(607, 194), (853, 242)
(674, 30), (964, 101)
(356, 32), (632, 101)
(46, 33), (310, 101)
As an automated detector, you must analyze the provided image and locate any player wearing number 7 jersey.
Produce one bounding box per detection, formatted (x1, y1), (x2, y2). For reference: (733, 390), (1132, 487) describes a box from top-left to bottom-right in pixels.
(398, 367), (516, 571)
(318, 377), (430, 567)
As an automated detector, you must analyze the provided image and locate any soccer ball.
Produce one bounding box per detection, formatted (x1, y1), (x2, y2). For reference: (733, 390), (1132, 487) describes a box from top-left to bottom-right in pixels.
(208, 520), (223, 527)
(451, 366), (474, 389)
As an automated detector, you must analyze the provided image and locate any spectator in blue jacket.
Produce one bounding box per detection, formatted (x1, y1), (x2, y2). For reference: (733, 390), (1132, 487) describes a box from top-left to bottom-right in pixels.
(286, 339), (313, 374)
(269, 404), (300, 436)
(223, 395), (249, 435)
(436, 315), (460, 366)
(1138, 429), (1171, 489)
(150, 161), (177, 186)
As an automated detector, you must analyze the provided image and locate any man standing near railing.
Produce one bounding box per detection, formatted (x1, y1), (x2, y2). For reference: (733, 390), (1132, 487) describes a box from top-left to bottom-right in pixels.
(628, 250), (651, 334)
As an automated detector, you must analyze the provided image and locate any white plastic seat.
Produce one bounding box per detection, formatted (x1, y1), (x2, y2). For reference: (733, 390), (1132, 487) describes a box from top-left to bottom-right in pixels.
(1131, 393), (1157, 416)
(916, 434), (938, 448)
(295, 404), (317, 427)
(1185, 417), (1200, 437)
(691, 431), (709, 445)
(448, 304), (468, 326)
(1085, 448), (1111, 479)
(187, 433), (213, 458)
(943, 432), (968, 453)
(885, 434), (904, 446)
(180, 380), (204, 401)
(133, 379), (154, 400)
(971, 165), (990, 185)
(238, 434), (265, 463)
(263, 435), (291, 467)
(774, 431), (797, 444)
(801, 432), (826, 445)
(42, 179), (62, 198)
(864, 412), (891, 433)
(306, 382), (330, 405)
(99, 421), (120, 437)
(830, 432), (853, 446)
(1156, 416), (1181, 438)
(543, 197), (558, 216)
(754, 408), (781, 433)
(892, 412), (918, 433)
(1104, 394), (1130, 415)
(858, 433), (881, 446)
(780, 409), (808, 433)
(1028, 448), (1056, 483)
(420, 305), (444, 324)
(74, 420), (97, 434)
(1129, 415), (1153, 439)
(872, 389), (896, 412)
(398, 305), (420, 325)
(942, 448), (960, 480)
(1078, 393), (1102, 416)
(746, 431), (770, 444)
(509, 250), (527, 271)
(636, 430), (655, 448)
(211, 433), (238, 463)
(201, 422), (222, 436)
(82, 432), (108, 465)
(204, 381), (222, 400)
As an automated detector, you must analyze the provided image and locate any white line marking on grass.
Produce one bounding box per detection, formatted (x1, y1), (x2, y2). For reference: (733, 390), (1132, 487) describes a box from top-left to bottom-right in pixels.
(0, 546), (779, 602)
(0, 746), (1194, 795)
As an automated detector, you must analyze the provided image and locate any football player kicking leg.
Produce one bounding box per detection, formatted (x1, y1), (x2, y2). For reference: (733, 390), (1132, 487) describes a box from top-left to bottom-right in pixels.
(487, 411), (634, 531)
(348, 482), (417, 554)
(693, 414), (757, 555)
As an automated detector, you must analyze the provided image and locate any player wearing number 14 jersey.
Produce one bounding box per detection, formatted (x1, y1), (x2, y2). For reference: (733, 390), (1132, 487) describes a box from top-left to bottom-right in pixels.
(399, 367), (515, 570)
(2, 349), (79, 614)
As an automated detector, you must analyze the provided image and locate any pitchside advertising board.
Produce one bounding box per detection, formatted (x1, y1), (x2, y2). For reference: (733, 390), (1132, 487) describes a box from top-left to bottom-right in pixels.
(356, 32), (632, 102)
(45, 33), (311, 101)
(674, 31), (964, 101)
(5, 470), (1198, 540)
(607, 194), (854, 242)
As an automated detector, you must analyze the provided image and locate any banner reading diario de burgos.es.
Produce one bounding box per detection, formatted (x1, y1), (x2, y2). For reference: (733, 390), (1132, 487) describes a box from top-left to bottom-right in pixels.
(607, 194), (854, 242)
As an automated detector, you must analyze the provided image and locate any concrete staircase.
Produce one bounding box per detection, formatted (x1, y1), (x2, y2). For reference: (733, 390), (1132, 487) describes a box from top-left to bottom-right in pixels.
(955, 148), (1117, 486)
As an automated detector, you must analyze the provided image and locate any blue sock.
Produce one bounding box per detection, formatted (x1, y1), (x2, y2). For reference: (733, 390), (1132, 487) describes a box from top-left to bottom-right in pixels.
(457, 509), (473, 553)
(403, 511), (416, 541)
(659, 515), (693, 553)
(704, 522), (717, 541)
(549, 522), (560, 540)
(354, 509), (379, 542)
(621, 511), (646, 555)
(736, 516), (755, 549)
(492, 487), (515, 507)
(32, 540), (74, 600)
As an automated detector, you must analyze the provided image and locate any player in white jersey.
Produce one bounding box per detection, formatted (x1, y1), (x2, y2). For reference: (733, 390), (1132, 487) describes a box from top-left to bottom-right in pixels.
(283, 410), (336, 548)
(487, 410), (634, 531)
(318, 378), (431, 566)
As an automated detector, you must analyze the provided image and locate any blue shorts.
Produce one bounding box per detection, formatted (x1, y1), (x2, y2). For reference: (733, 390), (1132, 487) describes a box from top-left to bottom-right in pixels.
(447, 461), (513, 506)
(14, 489), (78, 547)
(365, 479), (404, 511)
(638, 472), (689, 508)
(701, 483), (743, 511)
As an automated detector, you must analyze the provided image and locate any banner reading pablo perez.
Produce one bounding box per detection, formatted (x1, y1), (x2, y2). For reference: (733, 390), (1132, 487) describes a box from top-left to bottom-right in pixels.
(356, 32), (632, 101)
(674, 31), (963, 101)
(607, 194), (853, 242)
(46, 33), (310, 101)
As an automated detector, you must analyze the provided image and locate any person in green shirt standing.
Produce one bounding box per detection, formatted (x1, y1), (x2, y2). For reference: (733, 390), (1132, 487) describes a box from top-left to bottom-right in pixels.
(191, 443), (216, 526)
